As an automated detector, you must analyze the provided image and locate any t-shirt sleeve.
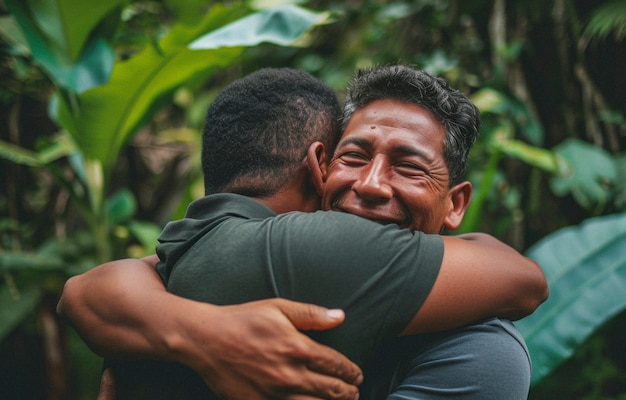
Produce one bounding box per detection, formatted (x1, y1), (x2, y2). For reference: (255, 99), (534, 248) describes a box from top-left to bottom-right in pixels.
(265, 211), (444, 365)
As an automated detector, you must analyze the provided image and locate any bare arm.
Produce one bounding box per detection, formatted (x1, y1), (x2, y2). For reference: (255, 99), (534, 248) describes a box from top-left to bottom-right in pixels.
(401, 232), (549, 335)
(57, 258), (362, 400)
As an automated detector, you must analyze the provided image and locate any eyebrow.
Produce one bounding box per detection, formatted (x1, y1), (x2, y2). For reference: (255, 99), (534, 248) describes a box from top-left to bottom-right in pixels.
(337, 137), (372, 150)
(393, 144), (433, 161)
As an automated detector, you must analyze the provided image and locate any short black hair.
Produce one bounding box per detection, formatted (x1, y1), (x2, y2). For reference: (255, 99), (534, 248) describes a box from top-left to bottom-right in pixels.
(343, 65), (480, 186)
(202, 68), (341, 196)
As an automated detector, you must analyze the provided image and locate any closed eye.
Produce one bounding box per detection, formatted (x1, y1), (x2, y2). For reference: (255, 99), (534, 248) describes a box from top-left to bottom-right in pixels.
(395, 162), (426, 176)
(339, 152), (369, 164)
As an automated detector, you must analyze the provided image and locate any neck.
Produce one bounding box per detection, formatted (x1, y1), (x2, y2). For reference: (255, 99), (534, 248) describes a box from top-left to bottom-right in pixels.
(254, 167), (321, 214)
(254, 187), (320, 214)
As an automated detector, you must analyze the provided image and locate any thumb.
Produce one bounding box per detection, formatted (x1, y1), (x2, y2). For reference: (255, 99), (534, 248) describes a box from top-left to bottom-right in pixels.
(96, 368), (117, 400)
(275, 299), (345, 331)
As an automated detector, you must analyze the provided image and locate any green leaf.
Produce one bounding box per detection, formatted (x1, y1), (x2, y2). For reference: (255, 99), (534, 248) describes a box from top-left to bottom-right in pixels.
(0, 135), (74, 167)
(107, 190), (137, 225)
(189, 4), (332, 49)
(491, 137), (560, 173)
(471, 87), (544, 146)
(54, 5), (246, 177)
(0, 139), (43, 167)
(0, 15), (31, 56)
(36, 133), (77, 163)
(0, 251), (65, 272)
(163, 0), (210, 26)
(515, 212), (626, 384)
(0, 286), (42, 342)
(420, 50), (459, 76)
(10, 0), (123, 62)
(470, 87), (508, 114)
(5, 0), (122, 92)
(613, 154), (626, 210)
(55, 3), (328, 178)
(549, 138), (617, 210)
(585, 0), (626, 40)
(127, 220), (162, 252)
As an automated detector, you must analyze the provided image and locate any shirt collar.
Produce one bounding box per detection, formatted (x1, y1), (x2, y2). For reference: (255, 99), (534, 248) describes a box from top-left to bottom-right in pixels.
(186, 193), (277, 220)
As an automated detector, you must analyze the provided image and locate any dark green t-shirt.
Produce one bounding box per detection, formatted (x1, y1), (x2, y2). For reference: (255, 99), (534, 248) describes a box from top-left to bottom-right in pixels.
(157, 193), (443, 364)
(112, 193), (444, 400)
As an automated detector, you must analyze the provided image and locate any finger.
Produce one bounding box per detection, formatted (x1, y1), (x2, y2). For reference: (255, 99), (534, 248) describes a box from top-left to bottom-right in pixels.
(291, 373), (360, 400)
(288, 397), (324, 400)
(306, 342), (363, 386)
(96, 368), (117, 400)
(272, 299), (363, 386)
(275, 299), (345, 331)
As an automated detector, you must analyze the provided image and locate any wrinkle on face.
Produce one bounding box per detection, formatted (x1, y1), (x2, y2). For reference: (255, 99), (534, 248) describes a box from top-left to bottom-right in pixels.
(322, 99), (453, 233)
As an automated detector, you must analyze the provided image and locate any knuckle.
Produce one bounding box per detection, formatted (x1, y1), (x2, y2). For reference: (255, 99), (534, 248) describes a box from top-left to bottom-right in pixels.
(312, 378), (356, 400)
(270, 366), (302, 393)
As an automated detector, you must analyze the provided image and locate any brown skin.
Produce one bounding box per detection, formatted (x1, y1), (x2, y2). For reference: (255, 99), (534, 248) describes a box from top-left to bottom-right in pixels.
(59, 99), (547, 400)
(322, 99), (466, 233)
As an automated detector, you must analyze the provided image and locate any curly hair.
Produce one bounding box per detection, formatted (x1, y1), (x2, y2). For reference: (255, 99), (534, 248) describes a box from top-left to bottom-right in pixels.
(202, 68), (341, 196)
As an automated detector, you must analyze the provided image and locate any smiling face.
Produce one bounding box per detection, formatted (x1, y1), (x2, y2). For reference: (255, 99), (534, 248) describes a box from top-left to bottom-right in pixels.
(321, 99), (471, 233)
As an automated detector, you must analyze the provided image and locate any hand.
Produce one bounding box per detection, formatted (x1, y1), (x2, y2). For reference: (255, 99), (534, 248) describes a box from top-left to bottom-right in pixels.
(173, 298), (362, 400)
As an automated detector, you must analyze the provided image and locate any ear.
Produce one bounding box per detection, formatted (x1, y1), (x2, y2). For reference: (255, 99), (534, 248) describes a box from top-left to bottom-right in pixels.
(443, 181), (472, 231)
(306, 141), (327, 197)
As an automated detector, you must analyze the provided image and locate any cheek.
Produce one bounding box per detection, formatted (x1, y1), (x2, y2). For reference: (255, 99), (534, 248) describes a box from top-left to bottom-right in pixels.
(322, 168), (356, 207)
(406, 196), (448, 232)
(326, 166), (358, 190)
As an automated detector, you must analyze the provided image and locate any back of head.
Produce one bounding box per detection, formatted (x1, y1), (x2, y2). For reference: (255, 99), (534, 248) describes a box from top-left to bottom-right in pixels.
(202, 68), (341, 196)
(343, 65), (480, 186)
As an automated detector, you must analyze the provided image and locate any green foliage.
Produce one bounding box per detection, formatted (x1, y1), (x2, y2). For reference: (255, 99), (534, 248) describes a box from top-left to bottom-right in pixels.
(0, 134), (73, 167)
(190, 4), (334, 49)
(0, 286), (41, 342)
(550, 139), (617, 211)
(515, 212), (626, 385)
(472, 87), (545, 147)
(0, 231), (100, 343)
(585, 0), (626, 40)
(461, 84), (624, 234)
(529, 312), (626, 399)
(1, 0), (625, 396)
(4, 0), (123, 92)
(52, 5), (243, 178)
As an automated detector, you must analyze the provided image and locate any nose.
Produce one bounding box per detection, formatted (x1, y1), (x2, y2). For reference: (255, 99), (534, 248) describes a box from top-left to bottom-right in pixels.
(352, 156), (393, 202)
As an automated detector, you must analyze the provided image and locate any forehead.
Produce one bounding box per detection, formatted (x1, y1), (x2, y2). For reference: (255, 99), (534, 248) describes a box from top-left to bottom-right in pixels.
(340, 99), (445, 156)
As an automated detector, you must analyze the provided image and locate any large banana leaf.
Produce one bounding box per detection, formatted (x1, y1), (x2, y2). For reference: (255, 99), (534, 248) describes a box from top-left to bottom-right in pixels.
(5, 0), (123, 92)
(54, 4), (329, 179)
(190, 4), (331, 49)
(515, 212), (626, 384)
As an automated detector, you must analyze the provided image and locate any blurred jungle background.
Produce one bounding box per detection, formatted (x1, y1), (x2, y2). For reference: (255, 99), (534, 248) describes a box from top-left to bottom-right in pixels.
(1, 0), (625, 398)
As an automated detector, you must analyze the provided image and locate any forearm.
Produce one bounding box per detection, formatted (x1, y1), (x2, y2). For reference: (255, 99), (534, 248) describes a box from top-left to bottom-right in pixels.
(57, 256), (203, 362)
(402, 232), (548, 335)
(460, 232), (548, 318)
